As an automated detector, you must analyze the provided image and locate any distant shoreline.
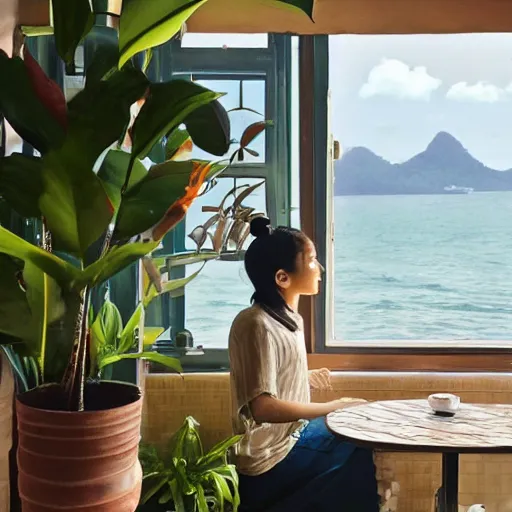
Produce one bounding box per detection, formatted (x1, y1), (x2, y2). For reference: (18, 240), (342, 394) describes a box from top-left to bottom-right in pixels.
(335, 190), (512, 197)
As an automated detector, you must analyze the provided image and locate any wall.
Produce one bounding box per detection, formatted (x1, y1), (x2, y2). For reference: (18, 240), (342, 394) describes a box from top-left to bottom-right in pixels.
(142, 371), (512, 512)
(0, 0), (16, 56)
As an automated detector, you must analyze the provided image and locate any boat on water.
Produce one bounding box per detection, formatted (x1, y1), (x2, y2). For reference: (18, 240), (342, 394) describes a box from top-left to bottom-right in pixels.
(443, 185), (474, 194)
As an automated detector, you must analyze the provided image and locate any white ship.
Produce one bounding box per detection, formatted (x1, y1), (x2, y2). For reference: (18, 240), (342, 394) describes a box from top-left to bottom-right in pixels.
(443, 185), (474, 194)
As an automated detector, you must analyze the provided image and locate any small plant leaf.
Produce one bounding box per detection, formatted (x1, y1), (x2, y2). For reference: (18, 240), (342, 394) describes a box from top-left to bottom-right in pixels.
(118, 303), (143, 354)
(170, 479), (186, 512)
(166, 251), (219, 268)
(141, 475), (168, 505)
(196, 484), (209, 512)
(143, 264), (204, 308)
(197, 435), (243, 469)
(99, 350), (182, 372)
(240, 120), (272, 149)
(168, 416), (203, 464)
(143, 327), (165, 348)
(188, 226), (208, 251)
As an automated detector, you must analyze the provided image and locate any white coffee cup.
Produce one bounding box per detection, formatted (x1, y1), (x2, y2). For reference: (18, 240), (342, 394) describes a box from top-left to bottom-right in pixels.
(428, 393), (460, 416)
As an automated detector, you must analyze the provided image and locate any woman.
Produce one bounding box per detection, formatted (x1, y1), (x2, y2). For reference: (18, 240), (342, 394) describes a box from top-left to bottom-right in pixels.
(228, 217), (379, 512)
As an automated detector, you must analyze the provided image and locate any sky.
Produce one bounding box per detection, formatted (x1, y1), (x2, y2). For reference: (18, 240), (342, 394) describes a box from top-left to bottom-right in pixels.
(329, 34), (512, 170)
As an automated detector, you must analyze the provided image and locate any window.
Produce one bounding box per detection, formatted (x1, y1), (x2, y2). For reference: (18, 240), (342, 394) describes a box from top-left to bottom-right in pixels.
(185, 177), (267, 346)
(318, 34), (512, 356)
(144, 35), (294, 359)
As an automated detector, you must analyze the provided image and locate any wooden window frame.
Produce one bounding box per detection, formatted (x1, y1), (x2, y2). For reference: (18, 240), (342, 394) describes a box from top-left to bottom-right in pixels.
(298, 34), (512, 373)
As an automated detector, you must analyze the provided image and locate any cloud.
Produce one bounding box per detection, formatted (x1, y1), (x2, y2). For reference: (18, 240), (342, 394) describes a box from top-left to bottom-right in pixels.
(446, 81), (506, 103)
(359, 59), (442, 100)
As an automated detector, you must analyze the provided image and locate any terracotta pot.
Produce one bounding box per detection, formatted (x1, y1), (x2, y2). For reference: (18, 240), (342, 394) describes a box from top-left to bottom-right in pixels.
(0, 352), (14, 510)
(16, 381), (143, 512)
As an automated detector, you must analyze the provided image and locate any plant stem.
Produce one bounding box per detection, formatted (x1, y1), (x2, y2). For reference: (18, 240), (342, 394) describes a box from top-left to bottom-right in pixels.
(61, 286), (91, 411)
(61, 218), (116, 410)
(60, 150), (137, 410)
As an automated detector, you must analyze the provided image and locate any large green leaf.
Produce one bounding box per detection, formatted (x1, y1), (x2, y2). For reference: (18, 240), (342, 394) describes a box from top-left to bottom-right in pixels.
(38, 69), (148, 256)
(118, 0), (208, 69)
(44, 289), (82, 383)
(84, 26), (120, 85)
(23, 261), (67, 371)
(38, 150), (114, 257)
(99, 350), (182, 372)
(0, 226), (79, 287)
(0, 254), (70, 384)
(277, 0), (315, 18)
(184, 100), (230, 157)
(97, 150), (148, 212)
(0, 154), (43, 217)
(66, 67), (149, 170)
(78, 240), (159, 288)
(197, 435), (243, 469)
(0, 51), (65, 153)
(114, 161), (193, 240)
(130, 80), (222, 160)
(51, 0), (94, 64)
(0, 254), (35, 344)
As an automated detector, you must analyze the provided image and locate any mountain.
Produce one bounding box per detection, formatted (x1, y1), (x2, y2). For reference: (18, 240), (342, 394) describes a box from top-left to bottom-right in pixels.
(335, 132), (512, 195)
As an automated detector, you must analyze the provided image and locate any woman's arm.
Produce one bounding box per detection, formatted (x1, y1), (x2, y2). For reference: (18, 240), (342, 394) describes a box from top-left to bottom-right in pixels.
(250, 394), (366, 424)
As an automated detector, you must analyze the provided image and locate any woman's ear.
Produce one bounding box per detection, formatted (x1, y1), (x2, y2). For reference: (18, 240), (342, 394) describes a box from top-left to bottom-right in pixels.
(275, 269), (290, 289)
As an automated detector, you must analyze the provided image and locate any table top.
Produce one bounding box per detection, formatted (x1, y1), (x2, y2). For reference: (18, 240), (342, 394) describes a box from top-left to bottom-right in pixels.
(326, 399), (512, 454)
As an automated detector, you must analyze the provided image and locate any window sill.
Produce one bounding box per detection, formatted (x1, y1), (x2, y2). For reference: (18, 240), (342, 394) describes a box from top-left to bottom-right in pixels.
(327, 339), (512, 351)
(308, 352), (512, 373)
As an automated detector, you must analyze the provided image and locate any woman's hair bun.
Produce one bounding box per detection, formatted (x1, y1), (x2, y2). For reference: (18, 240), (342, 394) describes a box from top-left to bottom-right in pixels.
(250, 216), (272, 238)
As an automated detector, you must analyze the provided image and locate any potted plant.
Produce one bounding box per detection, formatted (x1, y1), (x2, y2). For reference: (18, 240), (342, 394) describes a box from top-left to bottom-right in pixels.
(0, 1), (311, 510)
(138, 416), (241, 512)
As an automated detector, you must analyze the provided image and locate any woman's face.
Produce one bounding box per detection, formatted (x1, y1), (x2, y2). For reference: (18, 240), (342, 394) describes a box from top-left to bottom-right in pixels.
(276, 239), (323, 296)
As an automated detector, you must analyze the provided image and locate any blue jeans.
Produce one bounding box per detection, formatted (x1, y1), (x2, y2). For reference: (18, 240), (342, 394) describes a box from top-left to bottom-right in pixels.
(238, 418), (379, 512)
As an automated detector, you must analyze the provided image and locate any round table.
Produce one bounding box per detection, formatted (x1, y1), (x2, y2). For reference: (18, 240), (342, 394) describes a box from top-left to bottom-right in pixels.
(326, 399), (512, 512)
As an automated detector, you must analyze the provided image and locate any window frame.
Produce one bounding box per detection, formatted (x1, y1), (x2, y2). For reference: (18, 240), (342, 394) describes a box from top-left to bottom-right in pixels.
(145, 35), (294, 369)
(299, 35), (512, 372)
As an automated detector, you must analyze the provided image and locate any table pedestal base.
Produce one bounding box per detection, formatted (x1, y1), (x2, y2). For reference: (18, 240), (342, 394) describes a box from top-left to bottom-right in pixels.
(436, 453), (459, 512)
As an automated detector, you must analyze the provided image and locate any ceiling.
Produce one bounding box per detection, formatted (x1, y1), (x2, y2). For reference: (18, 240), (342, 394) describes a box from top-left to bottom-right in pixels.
(16, 0), (512, 35)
